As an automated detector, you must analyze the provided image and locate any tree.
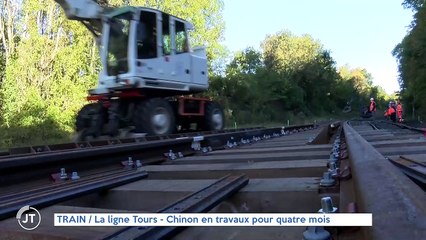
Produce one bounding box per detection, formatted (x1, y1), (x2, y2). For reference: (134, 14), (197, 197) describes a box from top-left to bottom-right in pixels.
(0, 0), (22, 65)
(337, 65), (375, 108)
(262, 30), (322, 73)
(260, 31), (342, 114)
(0, 0), (99, 145)
(226, 47), (263, 76)
(207, 48), (261, 121)
(211, 31), (380, 124)
(402, 0), (425, 11)
(393, 2), (426, 118)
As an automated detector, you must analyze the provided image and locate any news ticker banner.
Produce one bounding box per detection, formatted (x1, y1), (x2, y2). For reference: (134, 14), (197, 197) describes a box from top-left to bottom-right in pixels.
(54, 213), (372, 227)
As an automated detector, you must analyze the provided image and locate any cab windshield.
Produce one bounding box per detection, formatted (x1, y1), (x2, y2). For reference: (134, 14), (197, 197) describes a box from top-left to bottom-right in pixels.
(106, 12), (132, 76)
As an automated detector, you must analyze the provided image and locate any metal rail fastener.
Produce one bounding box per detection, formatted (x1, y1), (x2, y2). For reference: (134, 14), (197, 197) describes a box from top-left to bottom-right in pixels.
(318, 196), (338, 213)
(71, 172), (80, 180)
(303, 196), (337, 240)
(320, 172), (335, 187)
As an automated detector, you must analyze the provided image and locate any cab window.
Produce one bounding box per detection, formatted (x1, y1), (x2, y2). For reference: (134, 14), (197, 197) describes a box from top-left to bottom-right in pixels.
(136, 11), (157, 59)
(162, 14), (171, 55)
(175, 20), (188, 54)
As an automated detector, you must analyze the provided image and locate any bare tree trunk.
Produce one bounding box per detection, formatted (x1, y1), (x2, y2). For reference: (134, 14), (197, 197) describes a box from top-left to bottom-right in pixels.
(0, 0), (10, 63)
(0, 0), (19, 65)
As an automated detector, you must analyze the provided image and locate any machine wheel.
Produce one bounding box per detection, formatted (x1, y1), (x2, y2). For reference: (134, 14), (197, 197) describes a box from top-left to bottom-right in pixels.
(133, 98), (176, 135)
(202, 101), (225, 131)
(75, 102), (106, 140)
(75, 103), (100, 132)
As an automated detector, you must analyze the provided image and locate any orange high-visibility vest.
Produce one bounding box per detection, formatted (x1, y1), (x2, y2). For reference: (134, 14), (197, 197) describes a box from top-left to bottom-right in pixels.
(397, 104), (403, 117)
(369, 101), (376, 112)
(385, 107), (395, 116)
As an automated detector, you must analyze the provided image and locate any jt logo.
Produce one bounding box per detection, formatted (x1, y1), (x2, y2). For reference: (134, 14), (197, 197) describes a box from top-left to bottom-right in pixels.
(22, 213), (36, 223)
(16, 205), (42, 230)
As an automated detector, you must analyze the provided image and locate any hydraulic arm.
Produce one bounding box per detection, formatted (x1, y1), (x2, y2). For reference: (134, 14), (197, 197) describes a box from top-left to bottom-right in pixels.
(54, 0), (106, 42)
(54, 0), (103, 20)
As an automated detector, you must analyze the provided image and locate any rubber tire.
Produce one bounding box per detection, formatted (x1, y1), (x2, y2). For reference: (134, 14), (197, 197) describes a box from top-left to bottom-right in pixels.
(75, 103), (101, 132)
(202, 101), (225, 131)
(133, 98), (176, 135)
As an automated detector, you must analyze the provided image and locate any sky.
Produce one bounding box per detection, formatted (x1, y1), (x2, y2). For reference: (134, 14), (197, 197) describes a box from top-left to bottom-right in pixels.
(222, 0), (414, 94)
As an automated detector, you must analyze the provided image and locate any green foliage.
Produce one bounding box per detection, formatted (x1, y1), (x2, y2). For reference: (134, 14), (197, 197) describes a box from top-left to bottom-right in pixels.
(0, 86), (70, 147)
(262, 31), (322, 73)
(402, 0), (425, 10)
(393, 2), (426, 118)
(1, 0), (99, 136)
(0, 0), (225, 147)
(337, 65), (379, 107)
(0, 51), (5, 80)
(226, 47), (263, 76)
(208, 30), (385, 125)
(0, 50), (5, 115)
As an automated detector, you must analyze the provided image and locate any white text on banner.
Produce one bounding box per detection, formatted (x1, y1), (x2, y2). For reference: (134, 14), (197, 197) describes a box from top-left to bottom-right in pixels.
(54, 213), (372, 227)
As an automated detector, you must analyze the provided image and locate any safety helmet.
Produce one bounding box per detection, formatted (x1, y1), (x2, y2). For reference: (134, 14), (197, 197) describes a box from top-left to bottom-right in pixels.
(370, 98), (374, 101)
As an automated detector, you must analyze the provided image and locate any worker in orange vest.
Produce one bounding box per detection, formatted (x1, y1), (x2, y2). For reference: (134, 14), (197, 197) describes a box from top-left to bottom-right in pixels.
(396, 100), (403, 123)
(369, 98), (376, 112)
(369, 98), (376, 118)
(384, 101), (396, 122)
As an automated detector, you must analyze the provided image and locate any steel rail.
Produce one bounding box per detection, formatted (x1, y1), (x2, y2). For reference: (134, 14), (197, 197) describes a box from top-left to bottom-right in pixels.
(0, 168), (137, 202)
(0, 125), (317, 158)
(343, 121), (426, 240)
(103, 174), (249, 240)
(367, 121), (380, 130)
(0, 125), (314, 187)
(0, 125), (313, 168)
(0, 127), (265, 157)
(202, 125), (315, 149)
(0, 169), (148, 220)
(0, 137), (192, 187)
(351, 119), (426, 188)
(0, 138), (194, 169)
(388, 156), (426, 188)
(376, 120), (425, 133)
(0, 123), (315, 239)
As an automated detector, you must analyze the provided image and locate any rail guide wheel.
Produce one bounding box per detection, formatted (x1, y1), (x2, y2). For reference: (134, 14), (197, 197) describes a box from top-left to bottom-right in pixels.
(133, 98), (176, 135)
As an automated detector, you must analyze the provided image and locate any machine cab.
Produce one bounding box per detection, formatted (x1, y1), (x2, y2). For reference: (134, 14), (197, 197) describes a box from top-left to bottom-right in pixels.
(96, 7), (208, 95)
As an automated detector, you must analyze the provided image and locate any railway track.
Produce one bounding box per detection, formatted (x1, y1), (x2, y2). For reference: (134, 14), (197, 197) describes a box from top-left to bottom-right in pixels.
(0, 121), (425, 240)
